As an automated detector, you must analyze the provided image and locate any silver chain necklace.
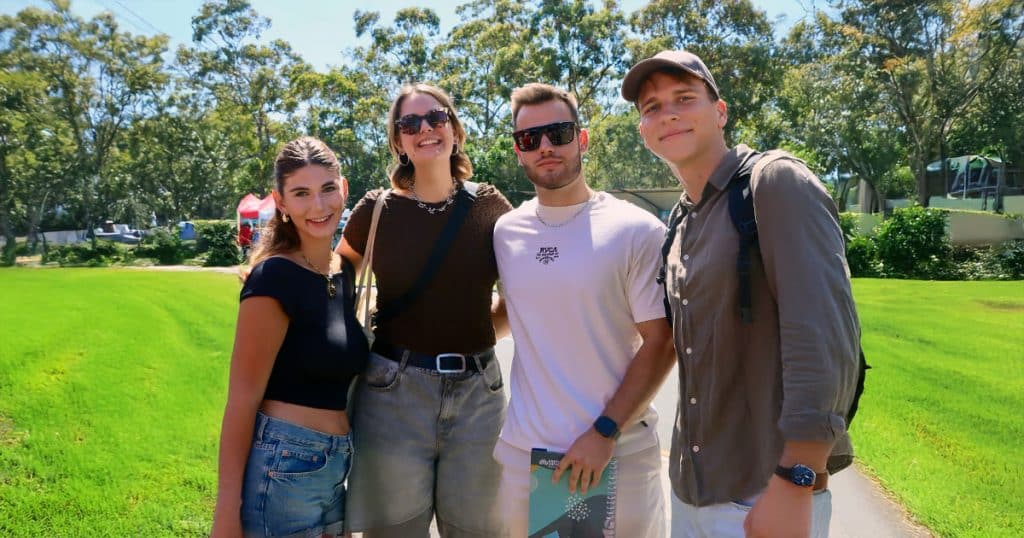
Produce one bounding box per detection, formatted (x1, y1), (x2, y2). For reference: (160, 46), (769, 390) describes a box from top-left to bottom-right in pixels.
(534, 193), (596, 228)
(410, 178), (458, 215)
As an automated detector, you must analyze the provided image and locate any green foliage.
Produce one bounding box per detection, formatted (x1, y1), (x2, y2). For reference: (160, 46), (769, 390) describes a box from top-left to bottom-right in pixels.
(875, 206), (954, 279)
(846, 235), (879, 277)
(983, 240), (1024, 280)
(838, 212), (862, 240)
(195, 221), (240, 267)
(43, 241), (130, 267)
(137, 229), (192, 265)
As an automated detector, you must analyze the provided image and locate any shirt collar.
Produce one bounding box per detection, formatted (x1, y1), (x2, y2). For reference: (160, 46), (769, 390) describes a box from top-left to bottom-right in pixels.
(679, 144), (755, 207)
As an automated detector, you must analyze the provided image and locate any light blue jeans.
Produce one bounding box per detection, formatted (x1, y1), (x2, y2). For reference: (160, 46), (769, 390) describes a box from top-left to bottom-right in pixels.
(345, 350), (506, 537)
(240, 411), (353, 537)
(670, 487), (832, 538)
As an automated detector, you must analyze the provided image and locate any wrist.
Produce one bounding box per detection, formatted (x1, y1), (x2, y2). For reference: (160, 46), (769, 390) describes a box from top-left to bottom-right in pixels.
(592, 415), (620, 440)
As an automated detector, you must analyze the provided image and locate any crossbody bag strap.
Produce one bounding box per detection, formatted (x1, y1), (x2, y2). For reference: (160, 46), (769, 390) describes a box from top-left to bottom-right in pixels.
(356, 189), (388, 325)
(372, 181), (478, 326)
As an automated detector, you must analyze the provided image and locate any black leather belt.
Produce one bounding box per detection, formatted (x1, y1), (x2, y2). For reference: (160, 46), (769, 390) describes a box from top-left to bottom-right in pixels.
(371, 341), (495, 374)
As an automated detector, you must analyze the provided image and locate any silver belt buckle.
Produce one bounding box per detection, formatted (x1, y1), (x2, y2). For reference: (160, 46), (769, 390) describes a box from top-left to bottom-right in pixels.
(435, 353), (467, 373)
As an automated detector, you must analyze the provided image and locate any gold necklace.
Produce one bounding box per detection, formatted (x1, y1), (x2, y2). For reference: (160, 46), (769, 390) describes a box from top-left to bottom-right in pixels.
(302, 252), (337, 298)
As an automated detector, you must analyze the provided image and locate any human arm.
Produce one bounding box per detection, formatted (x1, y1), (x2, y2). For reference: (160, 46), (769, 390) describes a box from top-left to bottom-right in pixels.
(490, 281), (510, 340)
(743, 158), (861, 537)
(210, 297), (287, 538)
(552, 318), (675, 494)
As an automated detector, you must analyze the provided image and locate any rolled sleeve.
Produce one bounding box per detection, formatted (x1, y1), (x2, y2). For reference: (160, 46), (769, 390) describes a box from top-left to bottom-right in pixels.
(752, 159), (861, 443)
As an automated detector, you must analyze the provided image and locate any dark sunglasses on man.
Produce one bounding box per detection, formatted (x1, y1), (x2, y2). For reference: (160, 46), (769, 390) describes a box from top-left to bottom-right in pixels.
(512, 121), (578, 152)
(395, 108), (452, 135)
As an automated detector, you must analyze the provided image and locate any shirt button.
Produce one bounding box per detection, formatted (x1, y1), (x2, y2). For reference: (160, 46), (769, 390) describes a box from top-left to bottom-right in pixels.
(683, 254), (690, 261)
(682, 299), (689, 306)
(691, 211), (698, 218)
(689, 397), (697, 405)
(692, 445), (700, 453)
(685, 347), (692, 355)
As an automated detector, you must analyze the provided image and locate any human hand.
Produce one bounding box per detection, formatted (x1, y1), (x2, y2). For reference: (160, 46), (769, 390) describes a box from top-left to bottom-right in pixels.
(743, 475), (813, 538)
(550, 428), (615, 495)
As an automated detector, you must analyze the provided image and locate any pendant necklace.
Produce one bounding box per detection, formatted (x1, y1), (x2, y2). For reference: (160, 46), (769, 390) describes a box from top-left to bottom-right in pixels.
(302, 252), (337, 298)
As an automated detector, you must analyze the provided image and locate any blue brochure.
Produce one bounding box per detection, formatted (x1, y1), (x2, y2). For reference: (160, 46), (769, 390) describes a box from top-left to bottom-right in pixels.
(528, 448), (617, 538)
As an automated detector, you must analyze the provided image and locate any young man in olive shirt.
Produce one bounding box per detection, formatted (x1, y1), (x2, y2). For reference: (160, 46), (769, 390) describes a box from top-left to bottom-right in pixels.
(621, 50), (861, 537)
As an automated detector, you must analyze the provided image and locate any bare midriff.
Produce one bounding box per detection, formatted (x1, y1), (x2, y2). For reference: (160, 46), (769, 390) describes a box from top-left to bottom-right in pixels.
(260, 400), (350, 436)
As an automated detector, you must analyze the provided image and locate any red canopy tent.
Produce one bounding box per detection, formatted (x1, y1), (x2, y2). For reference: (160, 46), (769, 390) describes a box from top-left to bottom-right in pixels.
(237, 194), (276, 219)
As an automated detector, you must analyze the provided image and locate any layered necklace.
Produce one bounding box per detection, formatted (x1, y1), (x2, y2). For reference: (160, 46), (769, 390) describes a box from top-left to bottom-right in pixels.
(535, 193), (597, 228)
(409, 177), (459, 214)
(302, 252), (337, 298)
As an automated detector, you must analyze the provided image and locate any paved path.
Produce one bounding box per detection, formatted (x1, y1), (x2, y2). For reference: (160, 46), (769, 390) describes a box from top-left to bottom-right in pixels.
(417, 338), (932, 537)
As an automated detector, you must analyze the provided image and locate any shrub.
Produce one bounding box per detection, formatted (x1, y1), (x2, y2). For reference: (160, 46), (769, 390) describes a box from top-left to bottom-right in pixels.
(875, 205), (955, 279)
(988, 240), (1024, 280)
(45, 240), (129, 266)
(137, 228), (191, 265)
(195, 221), (240, 267)
(839, 212), (861, 241)
(846, 235), (878, 277)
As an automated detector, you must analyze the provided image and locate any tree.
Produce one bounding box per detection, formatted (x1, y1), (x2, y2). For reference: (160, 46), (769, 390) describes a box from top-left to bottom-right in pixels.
(833, 0), (1024, 204)
(628, 0), (778, 145)
(177, 0), (309, 195)
(1, 1), (169, 241)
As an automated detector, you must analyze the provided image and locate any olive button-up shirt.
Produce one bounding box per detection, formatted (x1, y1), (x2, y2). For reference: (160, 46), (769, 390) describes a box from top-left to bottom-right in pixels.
(666, 145), (861, 507)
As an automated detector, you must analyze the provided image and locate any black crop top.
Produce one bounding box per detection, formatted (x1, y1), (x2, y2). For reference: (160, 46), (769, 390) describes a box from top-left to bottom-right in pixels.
(240, 256), (368, 410)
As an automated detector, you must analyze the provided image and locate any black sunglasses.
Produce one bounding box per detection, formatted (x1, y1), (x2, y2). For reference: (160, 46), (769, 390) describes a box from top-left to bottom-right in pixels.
(512, 121), (578, 152)
(395, 109), (451, 135)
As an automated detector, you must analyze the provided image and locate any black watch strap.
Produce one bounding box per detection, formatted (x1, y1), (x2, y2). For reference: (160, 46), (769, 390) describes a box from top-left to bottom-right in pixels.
(593, 415), (620, 440)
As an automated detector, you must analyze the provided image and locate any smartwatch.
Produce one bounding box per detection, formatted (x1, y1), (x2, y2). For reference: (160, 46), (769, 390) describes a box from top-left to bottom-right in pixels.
(774, 464), (817, 488)
(593, 415), (620, 440)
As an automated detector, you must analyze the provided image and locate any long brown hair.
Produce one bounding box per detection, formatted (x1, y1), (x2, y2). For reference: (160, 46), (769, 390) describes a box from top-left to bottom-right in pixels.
(386, 83), (473, 190)
(249, 136), (342, 266)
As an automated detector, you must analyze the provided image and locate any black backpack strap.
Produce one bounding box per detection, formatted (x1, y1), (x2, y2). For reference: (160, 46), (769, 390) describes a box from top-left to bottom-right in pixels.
(658, 200), (687, 323)
(727, 152), (763, 323)
(372, 182), (478, 326)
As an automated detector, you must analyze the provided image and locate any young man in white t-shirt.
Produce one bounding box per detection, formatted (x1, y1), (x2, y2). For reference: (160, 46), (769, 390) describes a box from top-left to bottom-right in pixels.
(492, 83), (676, 537)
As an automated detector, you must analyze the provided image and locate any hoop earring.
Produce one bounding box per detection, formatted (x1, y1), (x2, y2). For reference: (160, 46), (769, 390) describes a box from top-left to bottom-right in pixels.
(281, 213), (289, 223)
(399, 153), (410, 166)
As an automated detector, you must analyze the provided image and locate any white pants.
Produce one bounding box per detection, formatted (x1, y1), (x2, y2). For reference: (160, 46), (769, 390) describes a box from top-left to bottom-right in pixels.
(669, 487), (832, 538)
(494, 439), (667, 538)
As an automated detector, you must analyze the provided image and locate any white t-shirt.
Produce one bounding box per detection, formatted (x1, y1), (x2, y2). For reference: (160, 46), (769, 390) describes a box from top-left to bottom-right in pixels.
(494, 191), (667, 457)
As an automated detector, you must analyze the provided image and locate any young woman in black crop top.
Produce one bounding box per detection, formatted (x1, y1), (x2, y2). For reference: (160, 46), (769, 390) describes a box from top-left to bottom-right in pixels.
(211, 137), (368, 538)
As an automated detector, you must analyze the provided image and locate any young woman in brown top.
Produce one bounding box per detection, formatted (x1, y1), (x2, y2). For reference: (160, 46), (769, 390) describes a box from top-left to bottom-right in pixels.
(336, 84), (513, 537)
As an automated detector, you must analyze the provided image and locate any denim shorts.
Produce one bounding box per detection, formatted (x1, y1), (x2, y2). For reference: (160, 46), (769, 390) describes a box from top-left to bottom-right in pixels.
(240, 411), (353, 537)
(345, 350), (506, 535)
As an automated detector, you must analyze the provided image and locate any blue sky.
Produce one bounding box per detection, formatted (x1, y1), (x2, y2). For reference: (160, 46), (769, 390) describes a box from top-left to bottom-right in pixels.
(4, 0), (830, 71)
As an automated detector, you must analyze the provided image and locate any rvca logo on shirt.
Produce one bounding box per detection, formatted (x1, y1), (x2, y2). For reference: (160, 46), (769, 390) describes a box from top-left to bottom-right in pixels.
(536, 246), (559, 265)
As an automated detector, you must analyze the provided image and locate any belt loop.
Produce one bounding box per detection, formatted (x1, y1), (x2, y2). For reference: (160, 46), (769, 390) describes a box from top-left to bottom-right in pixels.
(471, 353), (485, 373)
(398, 349), (411, 372)
(254, 411), (268, 441)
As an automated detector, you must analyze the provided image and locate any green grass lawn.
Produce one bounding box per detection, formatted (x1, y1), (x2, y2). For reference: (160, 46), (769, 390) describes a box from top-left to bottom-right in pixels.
(0, 269), (1021, 536)
(851, 279), (1024, 537)
(0, 268), (238, 536)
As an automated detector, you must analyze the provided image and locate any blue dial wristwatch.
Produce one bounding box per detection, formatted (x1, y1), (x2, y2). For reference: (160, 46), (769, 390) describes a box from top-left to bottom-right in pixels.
(593, 415), (620, 440)
(775, 464), (817, 488)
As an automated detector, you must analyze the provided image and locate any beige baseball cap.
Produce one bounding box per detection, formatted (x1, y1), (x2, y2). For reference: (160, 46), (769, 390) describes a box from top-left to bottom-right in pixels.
(621, 49), (719, 103)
